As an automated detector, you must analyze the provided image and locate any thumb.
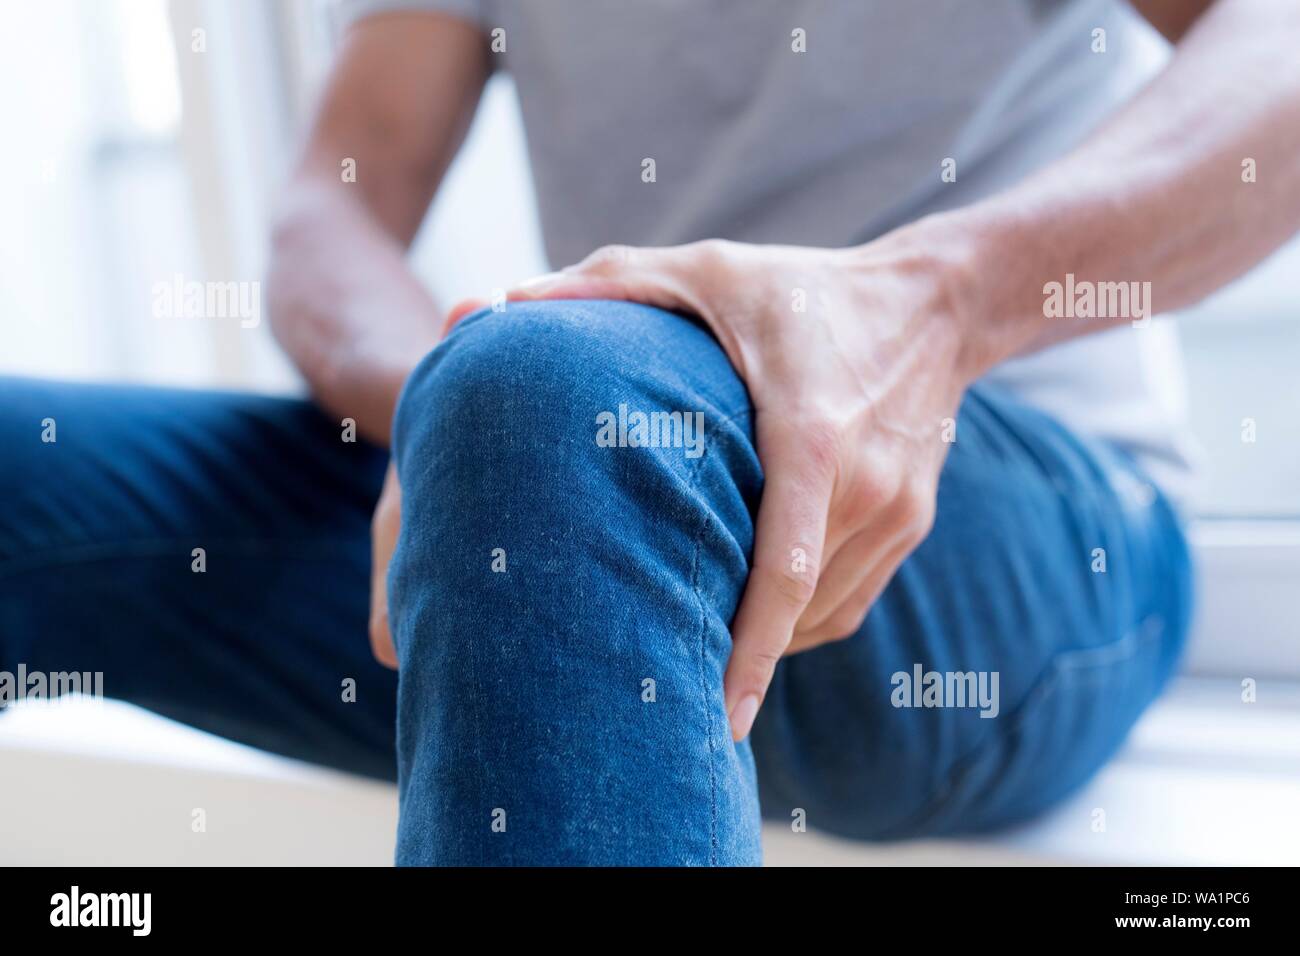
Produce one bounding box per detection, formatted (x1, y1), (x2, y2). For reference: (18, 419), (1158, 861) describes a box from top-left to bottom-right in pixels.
(369, 463), (402, 670)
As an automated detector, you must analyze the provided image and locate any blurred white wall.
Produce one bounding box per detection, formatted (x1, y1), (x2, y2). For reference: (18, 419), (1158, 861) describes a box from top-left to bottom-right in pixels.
(0, 0), (545, 396)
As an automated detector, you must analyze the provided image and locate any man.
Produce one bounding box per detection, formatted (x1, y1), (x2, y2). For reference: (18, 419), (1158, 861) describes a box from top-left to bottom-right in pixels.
(3, 0), (1298, 864)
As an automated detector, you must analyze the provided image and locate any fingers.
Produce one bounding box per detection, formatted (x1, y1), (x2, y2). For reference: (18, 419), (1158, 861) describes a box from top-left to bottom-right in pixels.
(442, 296), (490, 335)
(504, 244), (701, 312)
(443, 248), (676, 336)
(789, 472), (939, 651)
(787, 533), (915, 654)
(724, 427), (836, 740)
(794, 522), (910, 634)
(368, 463), (402, 670)
(509, 272), (636, 303)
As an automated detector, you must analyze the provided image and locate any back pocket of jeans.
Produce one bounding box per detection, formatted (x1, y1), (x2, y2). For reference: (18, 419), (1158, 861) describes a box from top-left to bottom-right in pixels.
(891, 615), (1171, 837)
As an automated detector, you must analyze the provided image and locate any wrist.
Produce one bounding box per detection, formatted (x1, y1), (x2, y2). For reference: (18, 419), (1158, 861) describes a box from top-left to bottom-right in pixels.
(843, 212), (1005, 385)
(893, 205), (1049, 381)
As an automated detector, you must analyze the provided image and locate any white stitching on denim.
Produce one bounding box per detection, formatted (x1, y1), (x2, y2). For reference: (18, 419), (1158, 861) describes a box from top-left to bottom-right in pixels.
(682, 406), (753, 866)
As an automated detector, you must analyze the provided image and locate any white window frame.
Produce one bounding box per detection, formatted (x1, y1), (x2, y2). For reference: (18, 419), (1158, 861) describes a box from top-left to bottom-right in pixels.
(1183, 521), (1300, 679)
(167, 0), (298, 388)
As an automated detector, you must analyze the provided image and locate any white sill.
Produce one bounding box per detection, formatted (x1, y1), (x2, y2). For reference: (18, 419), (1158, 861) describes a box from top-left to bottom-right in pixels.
(765, 677), (1300, 866)
(1180, 520), (1300, 679)
(0, 698), (398, 866)
(2, 676), (1298, 866)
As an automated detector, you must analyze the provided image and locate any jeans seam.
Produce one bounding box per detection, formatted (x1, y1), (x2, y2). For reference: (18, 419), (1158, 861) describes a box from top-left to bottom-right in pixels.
(682, 406), (752, 866)
(466, 601), (488, 866)
(394, 450), (490, 866)
(687, 509), (717, 866)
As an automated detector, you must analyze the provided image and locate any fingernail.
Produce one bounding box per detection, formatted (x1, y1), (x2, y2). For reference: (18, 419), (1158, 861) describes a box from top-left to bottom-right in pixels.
(729, 694), (760, 741)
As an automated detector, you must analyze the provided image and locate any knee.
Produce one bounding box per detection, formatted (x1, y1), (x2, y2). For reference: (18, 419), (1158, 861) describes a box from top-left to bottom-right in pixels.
(385, 298), (760, 667)
(391, 299), (753, 498)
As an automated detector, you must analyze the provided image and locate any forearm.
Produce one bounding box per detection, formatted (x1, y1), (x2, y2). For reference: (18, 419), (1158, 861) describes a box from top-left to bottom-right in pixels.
(925, 0), (1300, 376)
(264, 13), (487, 446)
(267, 177), (440, 446)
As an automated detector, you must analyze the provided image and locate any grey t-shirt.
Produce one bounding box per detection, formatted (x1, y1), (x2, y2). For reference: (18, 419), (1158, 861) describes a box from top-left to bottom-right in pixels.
(341, 0), (1199, 506)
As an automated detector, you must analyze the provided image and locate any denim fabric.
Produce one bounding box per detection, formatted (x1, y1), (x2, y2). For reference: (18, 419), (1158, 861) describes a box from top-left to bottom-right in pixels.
(0, 378), (397, 777)
(0, 300), (1193, 865)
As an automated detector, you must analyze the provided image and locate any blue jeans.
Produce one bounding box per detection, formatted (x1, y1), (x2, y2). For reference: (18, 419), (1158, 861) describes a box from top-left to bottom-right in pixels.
(0, 300), (1192, 865)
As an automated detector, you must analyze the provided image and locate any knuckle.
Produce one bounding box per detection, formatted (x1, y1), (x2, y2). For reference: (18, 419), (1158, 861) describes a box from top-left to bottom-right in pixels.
(581, 244), (635, 272)
(685, 237), (734, 268)
(760, 559), (818, 608)
(790, 418), (842, 482)
(847, 465), (902, 515)
(897, 483), (936, 538)
(809, 606), (868, 645)
(910, 492), (937, 538)
(894, 483), (923, 521)
(830, 607), (869, 641)
(747, 644), (786, 673)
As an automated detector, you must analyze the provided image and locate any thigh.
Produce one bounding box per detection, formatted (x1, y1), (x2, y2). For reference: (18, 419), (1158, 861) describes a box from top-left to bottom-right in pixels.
(750, 384), (1194, 838)
(0, 376), (397, 778)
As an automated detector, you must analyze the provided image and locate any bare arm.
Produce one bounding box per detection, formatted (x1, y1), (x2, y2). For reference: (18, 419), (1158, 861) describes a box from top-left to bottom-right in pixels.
(940, 0), (1300, 367)
(267, 13), (488, 445)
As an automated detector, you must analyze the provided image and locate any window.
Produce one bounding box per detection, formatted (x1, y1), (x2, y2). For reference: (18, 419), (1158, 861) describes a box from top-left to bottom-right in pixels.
(1, 0), (203, 384)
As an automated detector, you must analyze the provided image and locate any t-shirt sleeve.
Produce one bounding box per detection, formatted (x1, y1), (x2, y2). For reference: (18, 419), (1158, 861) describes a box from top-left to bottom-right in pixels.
(336, 0), (487, 31)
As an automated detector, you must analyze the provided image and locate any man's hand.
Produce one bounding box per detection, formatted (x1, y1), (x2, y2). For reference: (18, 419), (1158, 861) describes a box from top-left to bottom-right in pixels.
(369, 462), (402, 669)
(457, 230), (985, 739)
